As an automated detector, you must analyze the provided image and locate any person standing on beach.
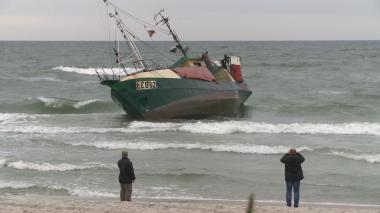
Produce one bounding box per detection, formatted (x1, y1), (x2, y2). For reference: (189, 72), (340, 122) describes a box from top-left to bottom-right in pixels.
(118, 151), (136, 202)
(280, 148), (305, 208)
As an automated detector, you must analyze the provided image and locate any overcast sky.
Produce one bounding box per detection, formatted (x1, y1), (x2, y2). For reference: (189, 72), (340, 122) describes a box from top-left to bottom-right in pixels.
(1, 0), (380, 41)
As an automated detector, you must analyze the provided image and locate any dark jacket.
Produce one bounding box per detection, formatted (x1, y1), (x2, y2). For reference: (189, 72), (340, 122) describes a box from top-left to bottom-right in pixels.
(118, 158), (136, 184)
(280, 153), (305, 181)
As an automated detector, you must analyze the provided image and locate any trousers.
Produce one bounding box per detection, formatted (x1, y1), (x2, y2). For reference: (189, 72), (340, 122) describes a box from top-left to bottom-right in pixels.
(120, 183), (132, 201)
(286, 181), (300, 207)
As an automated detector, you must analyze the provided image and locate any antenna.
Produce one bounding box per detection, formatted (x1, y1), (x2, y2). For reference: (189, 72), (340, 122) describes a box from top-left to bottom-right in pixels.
(155, 9), (188, 57)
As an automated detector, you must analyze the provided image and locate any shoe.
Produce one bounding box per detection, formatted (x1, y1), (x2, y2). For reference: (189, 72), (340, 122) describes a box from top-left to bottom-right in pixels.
(294, 205), (298, 208)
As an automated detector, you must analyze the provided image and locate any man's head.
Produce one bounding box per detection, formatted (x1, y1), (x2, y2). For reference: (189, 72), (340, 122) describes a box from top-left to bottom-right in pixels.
(122, 151), (128, 158)
(289, 148), (297, 155)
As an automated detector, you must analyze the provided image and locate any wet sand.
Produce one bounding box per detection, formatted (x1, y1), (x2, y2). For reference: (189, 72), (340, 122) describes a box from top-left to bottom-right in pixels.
(0, 196), (379, 213)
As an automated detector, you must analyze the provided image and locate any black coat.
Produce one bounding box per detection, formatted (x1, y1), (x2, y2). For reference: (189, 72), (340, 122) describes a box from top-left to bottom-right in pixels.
(280, 153), (305, 181)
(118, 158), (136, 184)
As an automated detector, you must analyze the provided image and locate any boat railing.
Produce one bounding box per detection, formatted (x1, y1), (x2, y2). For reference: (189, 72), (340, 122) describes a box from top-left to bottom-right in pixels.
(95, 59), (163, 83)
(95, 67), (121, 83)
(136, 58), (162, 71)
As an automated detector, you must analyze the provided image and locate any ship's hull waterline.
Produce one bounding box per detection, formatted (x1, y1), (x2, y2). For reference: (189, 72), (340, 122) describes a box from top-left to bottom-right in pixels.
(103, 77), (252, 120)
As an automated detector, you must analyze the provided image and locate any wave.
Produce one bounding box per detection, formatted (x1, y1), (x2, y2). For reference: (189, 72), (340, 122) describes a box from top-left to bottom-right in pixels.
(0, 97), (118, 114)
(33, 96), (119, 113)
(5, 160), (102, 172)
(140, 172), (210, 179)
(183, 121), (380, 135)
(0, 180), (112, 197)
(328, 151), (380, 163)
(277, 102), (375, 115)
(255, 61), (325, 68)
(68, 141), (311, 154)
(131, 121), (380, 136)
(69, 188), (117, 197)
(52, 66), (137, 75)
(0, 181), (70, 196)
(0, 113), (34, 125)
(317, 90), (349, 95)
(36, 96), (99, 109)
(0, 181), (36, 190)
(66, 140), (380, 164)
(2, 121), (380, 136)
(19, 76), (62, 82)
(0, 126), (136, 134)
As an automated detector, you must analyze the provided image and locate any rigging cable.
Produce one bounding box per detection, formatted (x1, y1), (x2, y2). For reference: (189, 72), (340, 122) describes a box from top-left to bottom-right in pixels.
(118, 21), (175, 66)
(106, 1), (170, 34)
(103, 0), (182, 69)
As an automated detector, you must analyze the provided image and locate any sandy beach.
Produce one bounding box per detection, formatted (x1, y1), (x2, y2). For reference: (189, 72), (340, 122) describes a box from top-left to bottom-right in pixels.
(0, 196), (379, 213)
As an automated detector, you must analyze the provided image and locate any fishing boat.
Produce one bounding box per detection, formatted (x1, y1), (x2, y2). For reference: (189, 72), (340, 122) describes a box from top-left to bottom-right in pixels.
(96, 0), (252, 120)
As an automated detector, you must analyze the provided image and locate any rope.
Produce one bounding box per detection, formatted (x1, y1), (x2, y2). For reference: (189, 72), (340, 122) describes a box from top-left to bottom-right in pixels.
(107, 1), (170, 34)
(103, 0), (180, 68)
(117, 19), (174, 65)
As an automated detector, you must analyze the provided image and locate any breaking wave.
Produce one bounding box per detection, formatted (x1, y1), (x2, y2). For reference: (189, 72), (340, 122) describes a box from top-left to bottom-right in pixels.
(36, 96), (99, 109)
(0, 113), (34, 125)
(68, 141), (312, 154)
(0, 126), (137, 134)
(52, 66), (137, 75)
(328, 151), (380, 163)
(0, 181), (36, 190)
(4, 160), (108, 172)
(130, 121), (380, 136)
(2, 120), (380, 136)
(70, 188), (117, 197)
(0, 97), (118, 114)
(0, 181), (71, 195)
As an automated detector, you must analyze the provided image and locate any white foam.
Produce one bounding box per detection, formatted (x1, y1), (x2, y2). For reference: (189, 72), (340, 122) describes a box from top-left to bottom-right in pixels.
(177, 121), (380, 135)
(0, 180), (35, 189)
(36, 96), (99, 109)
(68, 141), (312, 154)
(53, 66), (137, 75)
(2, 121), (380, 136)
(73, 99), (99, 109)
(129, 121), (178, 130)
(6, 161), (96, 171)
(0, 125), (154, 134)
(127, 121), (380, 136)
(37, 96), (64, 108)
(328, 151), (380, 163)
(69, 188), (117, 197)
(317, 90), (348, 95)
(0, 113), (33, 125)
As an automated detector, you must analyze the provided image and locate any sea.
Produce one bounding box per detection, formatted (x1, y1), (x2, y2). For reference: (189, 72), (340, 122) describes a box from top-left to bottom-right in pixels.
(0, 41), (380, 206)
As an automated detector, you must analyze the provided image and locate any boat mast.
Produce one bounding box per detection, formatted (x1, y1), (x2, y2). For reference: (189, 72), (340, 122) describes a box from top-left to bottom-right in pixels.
(155, 9), (188, 57)
(104, 0), (147, 71)
(114, 10), (147, 70)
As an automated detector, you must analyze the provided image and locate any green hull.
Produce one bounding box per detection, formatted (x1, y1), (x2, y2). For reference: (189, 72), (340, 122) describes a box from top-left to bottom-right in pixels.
(104, 78), (251, 120)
